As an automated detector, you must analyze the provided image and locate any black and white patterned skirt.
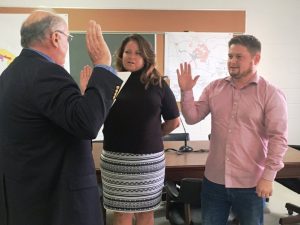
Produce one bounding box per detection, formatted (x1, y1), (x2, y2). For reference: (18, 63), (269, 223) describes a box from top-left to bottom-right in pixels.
(100, 150), (165, 212)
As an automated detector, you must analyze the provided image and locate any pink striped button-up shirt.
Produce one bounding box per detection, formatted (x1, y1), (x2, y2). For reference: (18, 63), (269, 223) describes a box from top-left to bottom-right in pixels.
(181, 74), (288, 188)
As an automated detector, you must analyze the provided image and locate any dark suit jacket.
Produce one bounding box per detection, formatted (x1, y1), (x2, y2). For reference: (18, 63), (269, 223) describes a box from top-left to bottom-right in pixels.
(0, 49), (122, 225)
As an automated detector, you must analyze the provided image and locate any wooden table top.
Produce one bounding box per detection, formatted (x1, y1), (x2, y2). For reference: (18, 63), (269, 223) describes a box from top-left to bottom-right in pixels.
(92, 141), (300, 180)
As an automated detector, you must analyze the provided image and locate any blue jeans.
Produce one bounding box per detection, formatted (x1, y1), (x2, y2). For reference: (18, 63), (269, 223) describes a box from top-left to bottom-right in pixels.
(201, 177), (264, 225)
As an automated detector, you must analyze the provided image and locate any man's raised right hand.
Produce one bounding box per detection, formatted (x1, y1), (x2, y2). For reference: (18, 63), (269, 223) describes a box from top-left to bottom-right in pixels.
(86, 20), (111, 66)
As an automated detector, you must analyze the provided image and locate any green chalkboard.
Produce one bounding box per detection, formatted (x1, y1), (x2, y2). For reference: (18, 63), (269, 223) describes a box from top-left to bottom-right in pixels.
(69, 32), (156, 84)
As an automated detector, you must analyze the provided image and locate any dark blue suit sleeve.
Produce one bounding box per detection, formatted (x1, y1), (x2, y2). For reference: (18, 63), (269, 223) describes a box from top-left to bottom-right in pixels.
(33, 64), (122, 139)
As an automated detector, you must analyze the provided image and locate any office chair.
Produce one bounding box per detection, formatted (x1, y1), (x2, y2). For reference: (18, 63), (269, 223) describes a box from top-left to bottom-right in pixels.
(279, 203), (300, 225)
(278, 145), (300, 225)
(165, 178), (202, 225)
(163, 133), (190, 141)
(162, 133), (190, 200)
(166, 134), (205, 224)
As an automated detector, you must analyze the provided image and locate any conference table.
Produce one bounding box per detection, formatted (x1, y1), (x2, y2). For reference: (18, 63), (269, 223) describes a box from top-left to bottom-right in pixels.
(92, 141), (300, 182)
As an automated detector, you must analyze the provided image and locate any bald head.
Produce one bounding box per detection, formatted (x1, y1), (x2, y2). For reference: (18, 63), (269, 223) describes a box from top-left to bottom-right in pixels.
(21, 10), (66, 48)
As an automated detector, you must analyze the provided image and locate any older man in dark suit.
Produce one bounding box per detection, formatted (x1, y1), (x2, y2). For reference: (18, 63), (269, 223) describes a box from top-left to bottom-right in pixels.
(0, 10), (122, 225)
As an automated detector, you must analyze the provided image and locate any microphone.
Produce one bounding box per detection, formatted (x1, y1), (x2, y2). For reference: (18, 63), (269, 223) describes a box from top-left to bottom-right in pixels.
(178, 116), (193, 152)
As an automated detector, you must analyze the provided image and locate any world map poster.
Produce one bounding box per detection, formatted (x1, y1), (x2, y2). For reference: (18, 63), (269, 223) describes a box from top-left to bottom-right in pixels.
(0, 13), (69, 75)
(164, 32), (232, 101)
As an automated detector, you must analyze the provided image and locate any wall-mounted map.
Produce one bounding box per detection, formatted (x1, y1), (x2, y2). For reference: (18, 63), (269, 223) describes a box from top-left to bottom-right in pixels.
(164, 32), (232, 101)
(0, 49), (15, 74)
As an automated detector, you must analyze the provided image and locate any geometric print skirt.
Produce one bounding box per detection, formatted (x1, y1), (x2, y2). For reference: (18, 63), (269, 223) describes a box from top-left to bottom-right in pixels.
(100, 150), (165, 212)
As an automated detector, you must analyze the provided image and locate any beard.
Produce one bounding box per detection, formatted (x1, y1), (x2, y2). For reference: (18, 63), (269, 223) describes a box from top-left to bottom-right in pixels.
(229, 63), (253, 80)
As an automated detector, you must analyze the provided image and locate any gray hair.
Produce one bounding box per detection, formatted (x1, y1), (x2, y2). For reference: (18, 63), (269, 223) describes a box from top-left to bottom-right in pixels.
(20, 12), (65, 48)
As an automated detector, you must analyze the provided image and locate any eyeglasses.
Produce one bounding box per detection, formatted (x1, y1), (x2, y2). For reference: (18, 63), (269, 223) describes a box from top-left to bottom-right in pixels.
(54, 30), (73, 42)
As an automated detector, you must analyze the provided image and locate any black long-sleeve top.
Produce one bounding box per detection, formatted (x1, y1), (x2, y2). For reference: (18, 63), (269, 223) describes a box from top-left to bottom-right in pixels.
(103, 69), (179, 154)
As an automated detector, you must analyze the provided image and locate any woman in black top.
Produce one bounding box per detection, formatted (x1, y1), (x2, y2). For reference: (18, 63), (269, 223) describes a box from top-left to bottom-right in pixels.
(101, 34), (180, 225)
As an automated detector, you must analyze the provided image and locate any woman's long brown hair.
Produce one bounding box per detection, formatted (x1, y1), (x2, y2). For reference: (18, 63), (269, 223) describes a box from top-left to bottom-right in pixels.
(114, 34), (163, 89)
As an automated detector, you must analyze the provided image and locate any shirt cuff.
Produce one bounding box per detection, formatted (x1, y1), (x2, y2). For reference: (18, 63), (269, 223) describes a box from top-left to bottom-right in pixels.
(262, 168), (277, 181)
(181, 90), (194, 101)
(94, 65), (117, 75)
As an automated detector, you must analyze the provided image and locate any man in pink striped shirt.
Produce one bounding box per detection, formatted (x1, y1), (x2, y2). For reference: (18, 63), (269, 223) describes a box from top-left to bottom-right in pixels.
(177, 35), (288, 225)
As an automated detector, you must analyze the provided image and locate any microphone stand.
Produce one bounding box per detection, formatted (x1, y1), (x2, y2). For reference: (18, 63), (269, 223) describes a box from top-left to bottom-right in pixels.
(178, 117), (193, 152)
